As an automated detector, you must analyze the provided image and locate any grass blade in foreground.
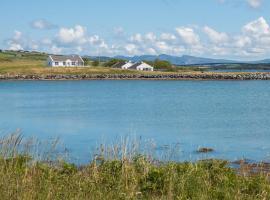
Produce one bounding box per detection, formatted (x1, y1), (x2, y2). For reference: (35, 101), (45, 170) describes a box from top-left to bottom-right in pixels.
(0, 134), (269, 199)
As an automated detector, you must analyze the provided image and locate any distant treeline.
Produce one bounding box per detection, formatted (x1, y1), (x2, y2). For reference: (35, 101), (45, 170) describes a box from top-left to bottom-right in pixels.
(0, 50), (48, 62)
(210, 64), (270, 70)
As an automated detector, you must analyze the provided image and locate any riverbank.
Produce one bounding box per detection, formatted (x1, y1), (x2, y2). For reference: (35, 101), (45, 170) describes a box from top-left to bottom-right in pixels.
(1, 134), (270, 200)
(1, 72), (270, 80)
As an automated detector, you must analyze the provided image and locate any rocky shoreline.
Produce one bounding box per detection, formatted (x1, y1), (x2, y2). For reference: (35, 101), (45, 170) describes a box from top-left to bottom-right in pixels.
(1, 72), (270, 80)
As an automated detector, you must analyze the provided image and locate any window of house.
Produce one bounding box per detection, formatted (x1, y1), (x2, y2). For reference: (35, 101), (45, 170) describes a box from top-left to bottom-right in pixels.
(72, 62), (76, 66)
(55, 62), (59, 66)
(63, 62), (66, 65)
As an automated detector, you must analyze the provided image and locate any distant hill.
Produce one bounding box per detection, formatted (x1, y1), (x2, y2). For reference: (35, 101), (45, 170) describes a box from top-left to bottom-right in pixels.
(114, 54), (240, 65)
(84, 56), (112, 62)
(252, 59), (270, 64)
(80, 54), (270, 66)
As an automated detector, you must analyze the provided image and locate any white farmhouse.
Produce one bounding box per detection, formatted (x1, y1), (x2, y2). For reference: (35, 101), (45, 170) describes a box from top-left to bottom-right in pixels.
(129, 62), (154, 71)
(47, 55), (84, 67)
(112, 61), (134, 69)
(112, 61), (154, 71)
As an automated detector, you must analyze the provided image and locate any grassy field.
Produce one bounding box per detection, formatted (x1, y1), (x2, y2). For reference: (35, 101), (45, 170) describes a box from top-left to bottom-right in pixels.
(1, 50), (195, 76)
(0, 134), (270, 200)
(0, 51), (144, 75)
(0, 50), (244, 76)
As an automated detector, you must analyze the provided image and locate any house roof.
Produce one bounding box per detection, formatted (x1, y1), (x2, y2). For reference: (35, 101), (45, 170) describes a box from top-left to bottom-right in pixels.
(129, 62), (142, 69)
(49, 55), (84, 62)
(112, 61), (127, 68)
(130, 62), (153, 69)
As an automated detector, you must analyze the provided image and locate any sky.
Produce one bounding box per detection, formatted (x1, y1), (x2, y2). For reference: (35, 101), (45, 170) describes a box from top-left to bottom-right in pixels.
(1, 0), (270, 60)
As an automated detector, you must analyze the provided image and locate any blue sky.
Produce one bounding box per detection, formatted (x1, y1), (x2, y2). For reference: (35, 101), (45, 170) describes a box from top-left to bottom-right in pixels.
(1, 0), (270, 60)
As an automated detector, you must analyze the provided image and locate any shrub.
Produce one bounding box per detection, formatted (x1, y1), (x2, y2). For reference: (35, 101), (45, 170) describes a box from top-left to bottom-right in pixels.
(92, 60), (100, 67)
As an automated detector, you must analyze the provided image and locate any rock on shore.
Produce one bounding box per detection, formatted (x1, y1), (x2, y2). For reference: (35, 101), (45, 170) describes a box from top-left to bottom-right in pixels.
(1, 73), (270, 80)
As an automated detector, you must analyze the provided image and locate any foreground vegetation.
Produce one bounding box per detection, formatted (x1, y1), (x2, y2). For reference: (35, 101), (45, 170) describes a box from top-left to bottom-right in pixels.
(0, 134), (270, 200)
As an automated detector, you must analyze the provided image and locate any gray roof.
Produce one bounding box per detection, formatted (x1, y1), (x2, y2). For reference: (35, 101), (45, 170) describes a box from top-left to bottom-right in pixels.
(112, 61), (127, 68)
(49, 55), (84, 62)
(129, 62), (143, 69)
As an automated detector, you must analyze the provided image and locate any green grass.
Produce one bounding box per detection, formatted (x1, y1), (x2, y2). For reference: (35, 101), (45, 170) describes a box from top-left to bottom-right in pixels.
(1, 50), (256, 76)
(0, 133), (270, 200)
(0, 51), (164, 75)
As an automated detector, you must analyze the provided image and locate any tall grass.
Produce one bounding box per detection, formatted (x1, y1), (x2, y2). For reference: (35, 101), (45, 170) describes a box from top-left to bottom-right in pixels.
(0, 133), (269, 199)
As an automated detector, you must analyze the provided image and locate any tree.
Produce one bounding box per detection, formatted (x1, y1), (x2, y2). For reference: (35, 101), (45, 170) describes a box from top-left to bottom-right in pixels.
(82, 58), (92, 66)
(92, 60), (100, 66)
(153, 59), (172, 70)
(144, 59), (177, 71)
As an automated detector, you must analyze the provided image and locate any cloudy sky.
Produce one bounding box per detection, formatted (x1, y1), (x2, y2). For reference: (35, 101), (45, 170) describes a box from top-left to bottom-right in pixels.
(1, 0), (270, 60)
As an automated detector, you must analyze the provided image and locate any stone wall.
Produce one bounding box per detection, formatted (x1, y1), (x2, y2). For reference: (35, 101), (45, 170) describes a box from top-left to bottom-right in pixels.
(1, 73), (270, 80)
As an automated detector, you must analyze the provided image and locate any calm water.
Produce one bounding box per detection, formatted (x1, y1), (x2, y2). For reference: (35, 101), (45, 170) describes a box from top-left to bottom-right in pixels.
(1, 80), (270, 163)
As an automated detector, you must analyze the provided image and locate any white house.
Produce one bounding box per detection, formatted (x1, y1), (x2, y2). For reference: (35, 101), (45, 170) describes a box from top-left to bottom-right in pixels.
(129, 62), (154, 71)
(47, 55), (84, 67)
(112, 61), (154, 71)
(112, 61), (134, 69)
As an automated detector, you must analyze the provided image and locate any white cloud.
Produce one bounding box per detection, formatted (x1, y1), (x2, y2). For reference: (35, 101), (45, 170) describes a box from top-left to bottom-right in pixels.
(145, 32), (157, 42)
(175, 27), (200, 46)
(160, 33), (177, 41)
(8, 43), (24, 51)
(125, 44), (139, 55)
(113, 27), (125, 36)
(6, 30), (24, 51)
(88, 35), (103, 46)
(14, 31), (22, 40)
(41, 38), (52, 45)
(50, 45), (62, 54)
(217, 0), (263, 9)
(203, 26), (229, 44)
(240, 17), (270, 54)
(4, 17), (270, 59)
(242, 17), (270, 36)
(145, 48), (157, 55)
(234, 36), (252, 48)
(31, 19), (56, 30)
(247, 0), (262, 8)
(130, 33), (143, 43)
(57, 25), (87, 44)
(54, 25), (110, 55)
(126, 32), (185, 55)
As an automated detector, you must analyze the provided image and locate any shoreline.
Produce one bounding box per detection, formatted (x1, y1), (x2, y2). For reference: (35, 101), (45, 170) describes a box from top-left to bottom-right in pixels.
(1, 72), (270, 81)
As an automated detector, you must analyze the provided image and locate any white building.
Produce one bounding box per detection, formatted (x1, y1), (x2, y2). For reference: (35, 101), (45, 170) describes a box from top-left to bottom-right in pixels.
(112, 61), (134, 69)
(112, 61), (154, 71)
(47, 55), (84, 67)
(129, 62), (154, 71)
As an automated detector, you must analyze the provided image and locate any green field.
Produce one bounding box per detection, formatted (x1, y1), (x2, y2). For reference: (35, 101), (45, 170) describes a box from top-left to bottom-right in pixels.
(0, 51), (144, 75)
(0, 51), (222, 76)
(1, 50), (270, 81)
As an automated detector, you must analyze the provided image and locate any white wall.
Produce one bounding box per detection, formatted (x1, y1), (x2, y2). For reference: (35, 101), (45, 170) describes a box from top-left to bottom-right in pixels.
(137, 63), (154, 71)
(47, 58), (84, 67)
